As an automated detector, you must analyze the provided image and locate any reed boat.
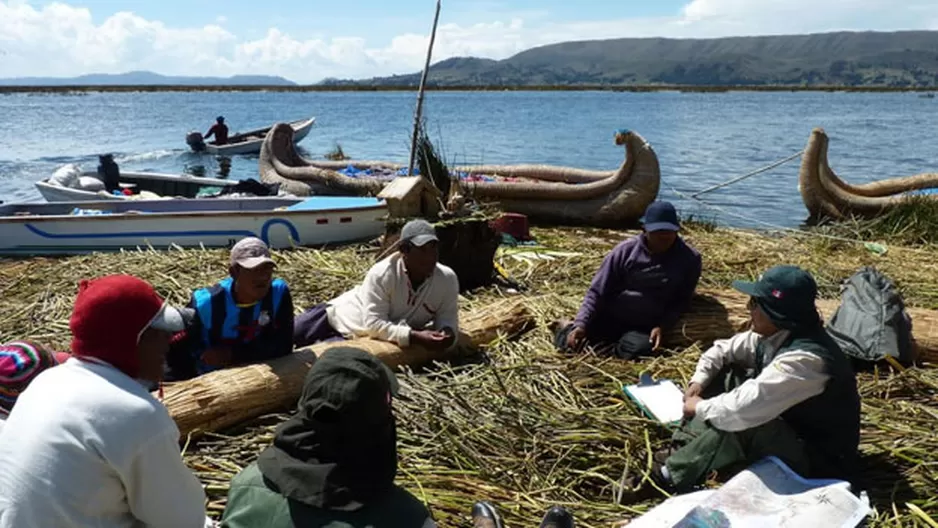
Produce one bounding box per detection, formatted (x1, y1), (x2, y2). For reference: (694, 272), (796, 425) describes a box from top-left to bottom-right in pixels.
(259, 124), (660, 227)
(186, 117), (315, 156)
(799, 127), (938, 220)
(0, 196), (386, 256)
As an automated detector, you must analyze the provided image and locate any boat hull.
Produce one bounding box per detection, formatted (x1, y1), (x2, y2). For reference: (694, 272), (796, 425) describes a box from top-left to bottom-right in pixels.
(36, 171), (238, 203)
(0, 196), (386, 255)
(200, 117), (315, 156)
(258, 124), (661, 227)
(799, 128), (938, 220)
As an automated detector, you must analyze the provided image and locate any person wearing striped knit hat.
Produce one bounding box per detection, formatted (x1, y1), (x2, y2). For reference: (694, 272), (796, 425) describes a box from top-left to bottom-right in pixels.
(0, 341), (70, 432)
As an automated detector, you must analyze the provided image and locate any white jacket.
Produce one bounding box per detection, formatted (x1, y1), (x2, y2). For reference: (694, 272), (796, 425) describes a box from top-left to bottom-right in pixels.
(692, 330), (831, 432)
(326, 253), (460, 347)
(0, 358), (211, 528)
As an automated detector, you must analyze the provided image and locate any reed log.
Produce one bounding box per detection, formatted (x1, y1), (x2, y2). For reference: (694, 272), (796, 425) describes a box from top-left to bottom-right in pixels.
(162, 298), (533, 439)
(668, 288), (938, 363)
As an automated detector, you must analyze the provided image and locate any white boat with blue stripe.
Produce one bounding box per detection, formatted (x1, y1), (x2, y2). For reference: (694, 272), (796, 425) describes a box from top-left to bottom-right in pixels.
(0, 196), (387, 256)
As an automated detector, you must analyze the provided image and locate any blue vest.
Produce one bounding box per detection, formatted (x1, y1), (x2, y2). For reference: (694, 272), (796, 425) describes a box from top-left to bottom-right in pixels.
(191, 277), (288, 373)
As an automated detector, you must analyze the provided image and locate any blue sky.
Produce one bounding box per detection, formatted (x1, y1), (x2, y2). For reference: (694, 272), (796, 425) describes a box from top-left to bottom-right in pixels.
(2, 0), (937, 82)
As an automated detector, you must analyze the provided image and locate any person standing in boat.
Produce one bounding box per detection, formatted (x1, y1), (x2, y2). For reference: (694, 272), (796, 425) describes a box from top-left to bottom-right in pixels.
(552, 201), (702, 359)
(165, 237), (294, 381)
(205, 116), (229, 145)
(293, 219), (460, 351)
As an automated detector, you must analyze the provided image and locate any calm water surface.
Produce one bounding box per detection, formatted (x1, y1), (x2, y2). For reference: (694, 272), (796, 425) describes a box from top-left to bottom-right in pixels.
(2, 90), (937, 228)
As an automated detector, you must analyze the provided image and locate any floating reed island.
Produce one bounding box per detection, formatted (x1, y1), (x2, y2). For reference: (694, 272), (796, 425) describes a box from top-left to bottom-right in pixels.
(1, 223), (937, 527)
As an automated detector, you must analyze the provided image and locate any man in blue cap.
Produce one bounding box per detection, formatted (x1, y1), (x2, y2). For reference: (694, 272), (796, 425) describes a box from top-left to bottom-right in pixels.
(632, 265), (861, 495)
(553, 201), (702, 359)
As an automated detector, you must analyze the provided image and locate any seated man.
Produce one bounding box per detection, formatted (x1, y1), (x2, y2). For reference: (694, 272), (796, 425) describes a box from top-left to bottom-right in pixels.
(638, 266), (861, 494)
(0, 341), (70, 432)
(166, 237), (294, 380)
(294, 219), (459, 351)
(0, 275), (212, 527)
(205, 116), (229, 145)
(554, 201), (702, 359)
(221, 347), (435, 528)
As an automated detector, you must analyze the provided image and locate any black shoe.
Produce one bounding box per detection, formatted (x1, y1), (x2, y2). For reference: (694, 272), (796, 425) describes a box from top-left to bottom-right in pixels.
(471, 501), (504, 528)
(539, 506), (575, 528)
(621, 449), (676, 503)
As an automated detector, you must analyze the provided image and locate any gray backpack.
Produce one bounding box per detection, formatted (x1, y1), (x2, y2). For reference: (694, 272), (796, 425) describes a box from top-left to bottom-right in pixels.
(825, 267), (915, 365)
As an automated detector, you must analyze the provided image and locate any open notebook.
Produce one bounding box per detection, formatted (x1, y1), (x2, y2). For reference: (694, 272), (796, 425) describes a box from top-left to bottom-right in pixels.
(623, 373), (684, 426)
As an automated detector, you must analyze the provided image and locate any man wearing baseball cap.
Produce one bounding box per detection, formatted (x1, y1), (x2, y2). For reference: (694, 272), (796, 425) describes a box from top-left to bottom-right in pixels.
(166, 236), (294, 380)
(294, 219), (460, 351)
(0, 341), (70, 432)
(554, 201), (702, 360)
(221, 347), (435, 527)
(629, 265), (861, 496)
(0, 275), (213, 528)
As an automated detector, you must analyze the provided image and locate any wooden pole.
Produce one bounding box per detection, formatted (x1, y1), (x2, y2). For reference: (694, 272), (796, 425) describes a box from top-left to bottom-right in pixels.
(406, 0), (442, 177)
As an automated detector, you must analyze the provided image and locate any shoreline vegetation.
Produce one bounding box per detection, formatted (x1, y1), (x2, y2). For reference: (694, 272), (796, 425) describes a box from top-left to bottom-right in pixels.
(2, 220), (938, 526)
(4, 84), (938, 94)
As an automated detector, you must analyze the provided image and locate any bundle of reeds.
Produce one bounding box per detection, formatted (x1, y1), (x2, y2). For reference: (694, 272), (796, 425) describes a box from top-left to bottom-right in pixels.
(164, 298), (533, 439)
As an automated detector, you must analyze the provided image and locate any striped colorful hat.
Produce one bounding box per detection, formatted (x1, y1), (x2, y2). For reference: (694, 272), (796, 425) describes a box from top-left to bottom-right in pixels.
(0, 341), (70, 416)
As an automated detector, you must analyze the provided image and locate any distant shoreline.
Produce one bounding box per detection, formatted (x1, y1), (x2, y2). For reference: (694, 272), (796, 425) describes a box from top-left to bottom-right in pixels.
(3, 84), (938, 94)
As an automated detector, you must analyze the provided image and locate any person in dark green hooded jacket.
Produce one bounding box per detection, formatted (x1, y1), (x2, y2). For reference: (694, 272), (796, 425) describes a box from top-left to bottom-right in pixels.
(628, 265), (861, 496)
(220, 347), (435, 528)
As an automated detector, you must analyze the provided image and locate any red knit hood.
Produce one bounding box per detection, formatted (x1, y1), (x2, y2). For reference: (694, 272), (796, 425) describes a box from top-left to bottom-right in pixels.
(69, 275), (171, 379)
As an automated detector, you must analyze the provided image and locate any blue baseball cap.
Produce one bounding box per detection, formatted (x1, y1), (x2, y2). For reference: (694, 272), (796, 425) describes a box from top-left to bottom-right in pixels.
(641, 201), (680, 232)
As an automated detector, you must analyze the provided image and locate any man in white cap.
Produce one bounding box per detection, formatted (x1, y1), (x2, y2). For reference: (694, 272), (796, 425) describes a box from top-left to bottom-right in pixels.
(165, 236), (294, 380)
(294, 219), (460, 351)
(0, 274), (213, 528)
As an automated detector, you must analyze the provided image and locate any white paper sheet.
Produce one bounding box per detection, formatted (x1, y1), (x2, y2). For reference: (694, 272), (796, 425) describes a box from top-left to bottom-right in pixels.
(624, 380), (684, 424)
(621, 457), (870, 528)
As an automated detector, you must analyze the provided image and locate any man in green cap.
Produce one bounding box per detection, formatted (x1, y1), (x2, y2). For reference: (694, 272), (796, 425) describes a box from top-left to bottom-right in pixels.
(631, 265), (861, 494)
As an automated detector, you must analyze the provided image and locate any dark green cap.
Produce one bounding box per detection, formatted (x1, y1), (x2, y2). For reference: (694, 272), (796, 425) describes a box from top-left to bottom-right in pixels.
(732, 265), (819, 329)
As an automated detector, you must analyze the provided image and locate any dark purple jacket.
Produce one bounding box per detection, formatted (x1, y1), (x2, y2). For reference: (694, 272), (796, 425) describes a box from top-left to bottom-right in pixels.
(574, 234), (702, 343)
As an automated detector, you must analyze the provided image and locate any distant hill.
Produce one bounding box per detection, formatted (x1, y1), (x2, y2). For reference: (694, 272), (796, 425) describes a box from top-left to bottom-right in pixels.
(0, 71), (296, 86)
(324, 31), (938, 87)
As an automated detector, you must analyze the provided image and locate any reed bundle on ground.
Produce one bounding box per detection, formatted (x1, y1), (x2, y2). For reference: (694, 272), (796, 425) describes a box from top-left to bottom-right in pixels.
(1, 223), (937, 527)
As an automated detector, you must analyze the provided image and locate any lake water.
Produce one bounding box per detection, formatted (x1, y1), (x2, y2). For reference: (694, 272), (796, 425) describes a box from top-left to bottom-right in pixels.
(2, 90), (937, 228)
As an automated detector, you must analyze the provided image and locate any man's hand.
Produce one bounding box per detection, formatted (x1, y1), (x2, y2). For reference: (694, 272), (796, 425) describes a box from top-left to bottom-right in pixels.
(683, 396), (702, 420)
(440, 327), (458, 348)
(410, 330), (450, 351)
(201, 346), (233, 368)
(684, 382), (703, 402)
(649, 327), (663, 351)
(565, 326), (586, 351)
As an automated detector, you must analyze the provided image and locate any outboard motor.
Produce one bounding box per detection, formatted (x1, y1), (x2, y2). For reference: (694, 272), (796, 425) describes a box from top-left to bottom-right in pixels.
(186, 131), (207, 152)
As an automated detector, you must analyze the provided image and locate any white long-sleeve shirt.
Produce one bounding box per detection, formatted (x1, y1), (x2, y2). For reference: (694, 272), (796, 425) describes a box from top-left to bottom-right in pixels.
(326, 253), (460, 347)
(0, 358), (212, 528)
(692, 330), (831, 432)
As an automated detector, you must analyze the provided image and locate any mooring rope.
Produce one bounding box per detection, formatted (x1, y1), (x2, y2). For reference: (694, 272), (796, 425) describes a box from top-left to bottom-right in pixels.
(690, 149), (805, 198)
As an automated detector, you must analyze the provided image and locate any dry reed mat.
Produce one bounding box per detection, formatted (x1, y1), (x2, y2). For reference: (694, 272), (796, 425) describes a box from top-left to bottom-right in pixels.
(2, 223), (938, 526)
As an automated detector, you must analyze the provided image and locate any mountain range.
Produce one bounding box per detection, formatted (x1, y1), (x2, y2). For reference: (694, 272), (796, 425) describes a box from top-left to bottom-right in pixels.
(327, 30), (938, 87)
(0, 71), (296, 86)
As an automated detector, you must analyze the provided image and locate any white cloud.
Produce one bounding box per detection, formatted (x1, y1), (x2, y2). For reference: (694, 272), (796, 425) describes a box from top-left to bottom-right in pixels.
(1, 0), (938, 83)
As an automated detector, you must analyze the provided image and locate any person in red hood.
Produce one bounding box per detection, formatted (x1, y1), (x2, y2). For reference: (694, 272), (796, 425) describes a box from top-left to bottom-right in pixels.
(0, 275), (215, 528)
